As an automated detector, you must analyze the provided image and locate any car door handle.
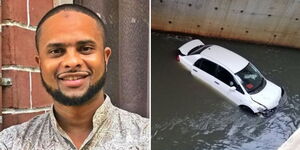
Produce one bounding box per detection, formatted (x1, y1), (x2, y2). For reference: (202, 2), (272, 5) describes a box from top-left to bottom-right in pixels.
(192, 69), (198, 72)
(214, 81), (219, 85)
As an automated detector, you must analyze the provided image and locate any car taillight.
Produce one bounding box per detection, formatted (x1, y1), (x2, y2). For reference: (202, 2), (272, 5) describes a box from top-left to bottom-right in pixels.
(176, 55), (180, 61)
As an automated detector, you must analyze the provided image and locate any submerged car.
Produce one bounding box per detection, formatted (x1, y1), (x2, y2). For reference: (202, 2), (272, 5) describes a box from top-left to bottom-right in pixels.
(177, 39), (283, 114)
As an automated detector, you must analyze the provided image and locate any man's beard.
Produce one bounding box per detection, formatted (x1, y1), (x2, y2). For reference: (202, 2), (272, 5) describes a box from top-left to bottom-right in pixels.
(41, 72), (106, 106)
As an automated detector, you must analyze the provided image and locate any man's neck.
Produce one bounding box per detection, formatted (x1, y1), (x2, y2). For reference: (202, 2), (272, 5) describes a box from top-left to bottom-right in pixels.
(53, 91), (105, 149)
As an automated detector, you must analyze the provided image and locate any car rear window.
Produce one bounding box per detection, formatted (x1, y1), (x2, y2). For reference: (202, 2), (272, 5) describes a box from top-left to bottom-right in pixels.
(188, 45), (213, 55)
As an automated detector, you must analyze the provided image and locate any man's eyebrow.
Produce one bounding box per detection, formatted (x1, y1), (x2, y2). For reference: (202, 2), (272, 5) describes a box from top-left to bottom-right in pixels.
(46, 40), (96, 49)
(77, 40), (96, 46)
(46, 43), (66, 48)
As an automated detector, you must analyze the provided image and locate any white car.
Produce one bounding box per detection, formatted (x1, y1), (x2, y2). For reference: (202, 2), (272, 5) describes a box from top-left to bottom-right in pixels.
(177, 39), (283, 115)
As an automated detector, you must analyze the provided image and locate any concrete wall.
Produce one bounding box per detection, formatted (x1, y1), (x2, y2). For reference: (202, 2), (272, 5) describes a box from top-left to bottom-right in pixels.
(152, 0), (300, 48)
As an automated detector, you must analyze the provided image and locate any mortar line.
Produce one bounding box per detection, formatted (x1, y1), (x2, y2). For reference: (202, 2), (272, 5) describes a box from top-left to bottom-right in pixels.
(27, 0), (31, 27)
(2, 107), (51, 115)
(1, 21), (36, 31)
(29, 72), (33, 109)
(2, 65), (40, 73)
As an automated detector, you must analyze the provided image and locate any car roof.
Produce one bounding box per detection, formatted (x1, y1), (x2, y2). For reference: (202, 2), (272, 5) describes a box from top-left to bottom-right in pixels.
(201, 45), (249, 73)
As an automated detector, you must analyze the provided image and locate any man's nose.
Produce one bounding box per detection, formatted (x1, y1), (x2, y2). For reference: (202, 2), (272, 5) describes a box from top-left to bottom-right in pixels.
(62, 49), (83, 69)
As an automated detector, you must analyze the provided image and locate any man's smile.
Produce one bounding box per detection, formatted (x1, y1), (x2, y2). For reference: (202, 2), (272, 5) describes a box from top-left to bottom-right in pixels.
(57, 71), (91, 88)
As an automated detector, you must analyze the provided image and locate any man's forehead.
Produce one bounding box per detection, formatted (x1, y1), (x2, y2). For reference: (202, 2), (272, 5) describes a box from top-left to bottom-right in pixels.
(40, 11), (99, 37)
(61, 11), (71, 18)
(37, 9), (105, 51)
(40, 10), (104, 37)
(45, 10), (95, 23)
(39, 14), (97, 45)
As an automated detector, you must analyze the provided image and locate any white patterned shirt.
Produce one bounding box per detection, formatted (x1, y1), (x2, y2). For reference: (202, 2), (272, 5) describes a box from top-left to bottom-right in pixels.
(0, 95), (149, 150)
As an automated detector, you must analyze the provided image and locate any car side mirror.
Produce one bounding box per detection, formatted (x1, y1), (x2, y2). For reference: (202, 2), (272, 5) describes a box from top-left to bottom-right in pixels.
(230, 86), (236, 91)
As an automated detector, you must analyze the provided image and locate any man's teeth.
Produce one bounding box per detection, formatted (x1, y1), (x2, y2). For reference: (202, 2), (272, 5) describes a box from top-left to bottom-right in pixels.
(63, 76), (83, 80)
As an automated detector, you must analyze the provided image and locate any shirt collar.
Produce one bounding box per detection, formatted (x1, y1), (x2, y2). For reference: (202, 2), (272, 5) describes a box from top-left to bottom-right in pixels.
(49, 94), (114, 138)
(92, 95), (114, 128)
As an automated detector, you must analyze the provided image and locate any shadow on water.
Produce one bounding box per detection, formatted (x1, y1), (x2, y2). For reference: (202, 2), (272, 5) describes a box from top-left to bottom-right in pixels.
(151, 31), (300, 150)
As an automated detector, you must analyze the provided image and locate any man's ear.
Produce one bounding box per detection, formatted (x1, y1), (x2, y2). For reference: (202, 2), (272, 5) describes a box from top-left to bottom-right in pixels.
(35, 55), (40, 65)
(104, 47), (111, 66)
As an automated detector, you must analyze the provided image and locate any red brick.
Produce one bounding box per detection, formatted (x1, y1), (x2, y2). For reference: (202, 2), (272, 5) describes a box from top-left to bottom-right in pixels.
(2, 70), (30, 108)
(2, 26), (38, 67)
(2, 0), (27, 24)
(2, 111), (45, 129)
(30, 0), (53, 26)
(31, 72), (53, 107)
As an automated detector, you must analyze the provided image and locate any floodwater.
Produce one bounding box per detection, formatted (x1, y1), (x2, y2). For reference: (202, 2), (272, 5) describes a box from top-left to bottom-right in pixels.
(151, 31), (300, 150)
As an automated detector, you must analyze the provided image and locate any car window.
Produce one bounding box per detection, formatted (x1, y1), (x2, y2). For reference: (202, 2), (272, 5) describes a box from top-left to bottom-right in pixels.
(215, 66), (244, 94)
(235, 63), (266, 94)
(188, 45), (213, 55)
(215, 66), (234, 86)
(194, 59), (217, 76)
(194, 59), (245, 94)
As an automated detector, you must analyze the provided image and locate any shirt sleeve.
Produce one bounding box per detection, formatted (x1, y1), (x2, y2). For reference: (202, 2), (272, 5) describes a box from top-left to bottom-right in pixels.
(0, 128), (15, 150)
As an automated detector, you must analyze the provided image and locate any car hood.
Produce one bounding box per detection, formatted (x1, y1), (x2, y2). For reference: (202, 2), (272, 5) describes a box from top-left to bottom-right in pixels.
(250, 80), (282, 109)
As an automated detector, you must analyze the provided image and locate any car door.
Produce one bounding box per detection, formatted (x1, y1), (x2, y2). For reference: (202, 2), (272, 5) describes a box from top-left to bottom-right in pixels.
(191, 58), (218, 91)
(214, 65), (245, 105)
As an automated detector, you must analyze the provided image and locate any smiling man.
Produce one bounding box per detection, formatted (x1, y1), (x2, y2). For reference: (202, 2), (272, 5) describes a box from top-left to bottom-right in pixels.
(0, 4), (149, 150)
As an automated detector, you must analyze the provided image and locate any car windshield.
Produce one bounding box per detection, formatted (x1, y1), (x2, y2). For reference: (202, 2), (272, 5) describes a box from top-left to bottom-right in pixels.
(235, 63), (265, 94)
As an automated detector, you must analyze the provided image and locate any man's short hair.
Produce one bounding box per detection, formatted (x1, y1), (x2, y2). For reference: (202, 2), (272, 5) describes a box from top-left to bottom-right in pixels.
(35, 4), (107, 52)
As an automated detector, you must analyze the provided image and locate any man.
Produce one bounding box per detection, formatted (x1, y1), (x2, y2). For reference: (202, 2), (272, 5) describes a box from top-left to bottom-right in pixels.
(0, 4), (149, 150)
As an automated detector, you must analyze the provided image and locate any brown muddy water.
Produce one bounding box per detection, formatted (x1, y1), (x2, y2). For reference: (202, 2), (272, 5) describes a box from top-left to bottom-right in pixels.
(151, 31), (300, 150)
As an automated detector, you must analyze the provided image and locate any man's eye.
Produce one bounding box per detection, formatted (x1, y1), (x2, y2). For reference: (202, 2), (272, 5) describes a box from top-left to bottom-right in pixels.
(80, 46), (94, 53)
(49, 48), (64, 56)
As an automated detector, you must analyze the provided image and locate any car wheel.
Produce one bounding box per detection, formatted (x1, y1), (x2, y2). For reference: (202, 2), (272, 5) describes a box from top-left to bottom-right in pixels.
(239, 105), (255, 115)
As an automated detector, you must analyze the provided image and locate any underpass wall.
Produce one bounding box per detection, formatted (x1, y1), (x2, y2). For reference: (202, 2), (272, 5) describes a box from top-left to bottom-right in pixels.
(152, 0), (300, 48)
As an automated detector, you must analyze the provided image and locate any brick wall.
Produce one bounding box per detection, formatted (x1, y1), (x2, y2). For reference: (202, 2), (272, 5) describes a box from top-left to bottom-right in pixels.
(0, 0), (71, 130)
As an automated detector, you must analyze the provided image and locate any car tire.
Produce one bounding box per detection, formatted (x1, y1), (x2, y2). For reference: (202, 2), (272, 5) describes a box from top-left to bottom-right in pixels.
(239, 105), (255, 115)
